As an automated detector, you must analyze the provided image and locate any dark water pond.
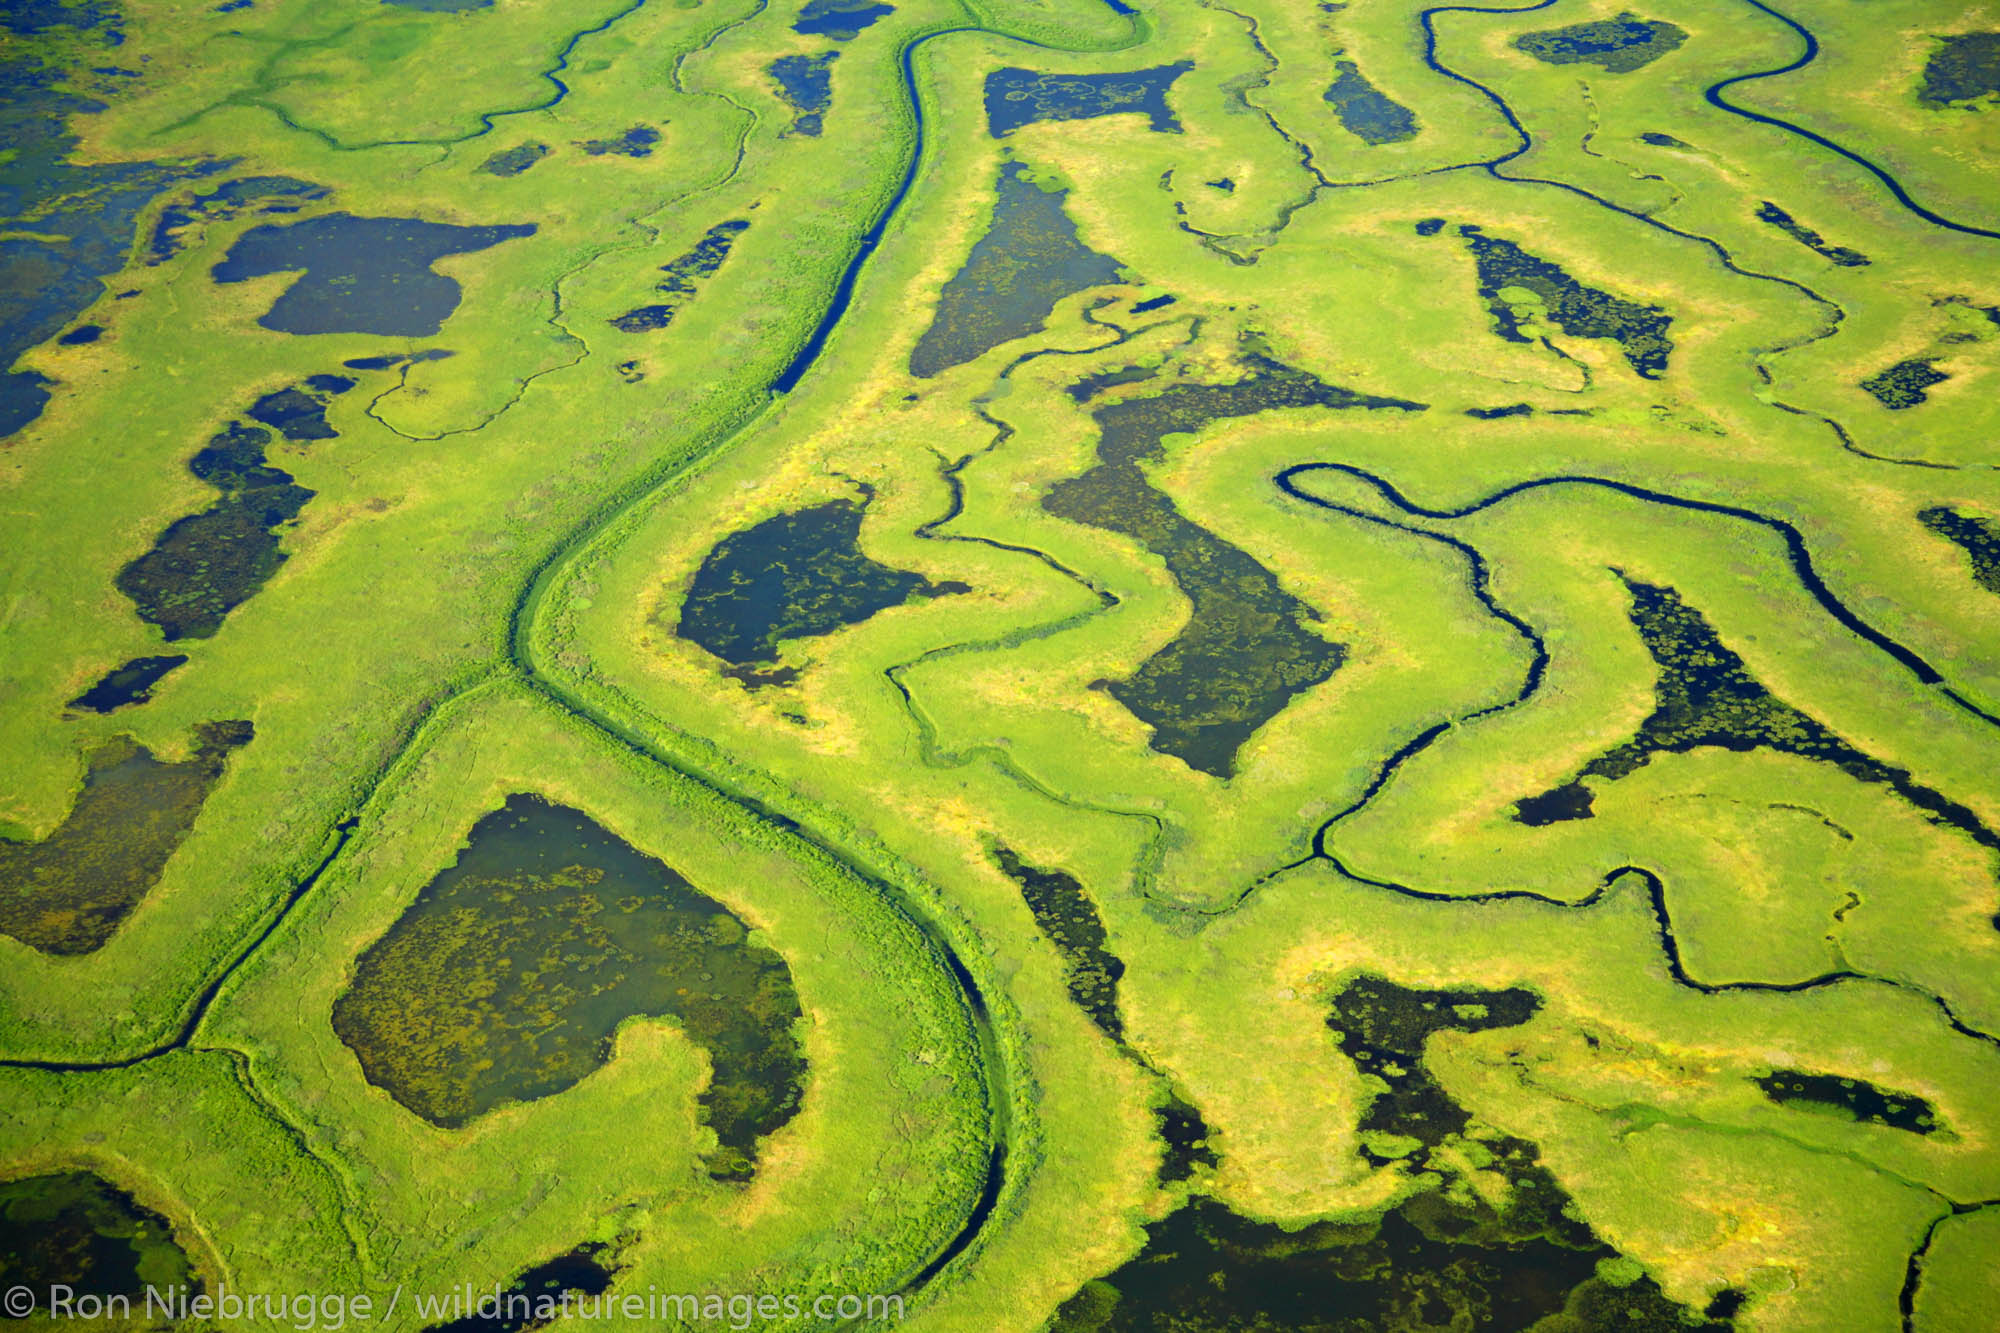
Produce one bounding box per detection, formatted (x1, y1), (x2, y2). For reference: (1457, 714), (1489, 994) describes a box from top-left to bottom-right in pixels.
(331, 794), (806, 1181)
(1512, 579), (2000, 871)
(1755, 1069), (1939, 1134)
(910, 162), (1123, 378)
(250, 377), (351, 439)
(0, 1170), (199, 1303)
(608, 218), (748, 333)
(147, 175), (330, 266)
(1043, 356), (1422, 777)
(1514, 13), (1688, 73)
(1919, 32), (2000, 107)
(984, 62), (1190, 138)
(994, 846), (1125, 1041)
(1860, 358), (1947, 409)
(0, 719), (252, 954)
(1754, 201), (1868, 267)
(1052, 976), (1732, 1331)
(991, 847), (1217, 1182)
(792, 0), (891, 39)
(57, 322), (103, 345)
(1919, 506), (2000, 598)
(117, 375), (354, 639)
(676, 494), (967, 681)
(1323, 59), (1417, 145)
(67, 654), (188, 714)
(426, 1245), (616, 1333)
(479, 142), (549, 177)
(1452, 223), (1674, 379)
(2, 15), (215, 437)
(344, 347), (454, 371)
(770, 52), (838, 137)
(577, 125), (658, 157)
(211, 213), (535, 336)
(1153, 1092), (1218, 1183)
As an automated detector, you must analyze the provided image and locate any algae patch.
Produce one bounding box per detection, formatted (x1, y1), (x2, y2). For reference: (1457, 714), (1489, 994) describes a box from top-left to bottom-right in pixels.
(331, 794), (806, 1180)
(0, 720), (253, 955)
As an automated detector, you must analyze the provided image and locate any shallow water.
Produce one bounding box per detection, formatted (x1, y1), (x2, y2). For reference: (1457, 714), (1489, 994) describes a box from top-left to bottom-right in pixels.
(1754, 201), (1868, 267)
(0, 1170), (199, 1302)
(608, 219), (748, 333)
(0, 720), (252, 954)
(426, 1245), (616, 1333)
(1513, 579), (2000, 869)
(1042, 356), (1422, 777)
(1860, 358), (1947, 409)
(792, 0), (891, 40)
(332, 794), (806, 1180)
(1919, 506), (2000, 597)
(1514, 14), (1687, 74)
(211, 213), (535, 336)
(1918, 31), (2000, 107)
(994, 847), (1125, 1041)
(770, 52), (838, 137)
(1051, 976), (1732, 1330)
(1756, 1069), (1939, 1134)
(983, 63), (1190, 138)
(478, 142), (549, 176)
(147, 175), (331, 266)
(676, 494), (967, 677)
(1, 17), (215, 437)
(577, 125), (658, 157)
(116, 375), (354, 639)
(909, 162), (1122, 378)
(66, 654), (188, 714)
(1453, 223), (1674, 379)
(1323, 59), (1417, 145)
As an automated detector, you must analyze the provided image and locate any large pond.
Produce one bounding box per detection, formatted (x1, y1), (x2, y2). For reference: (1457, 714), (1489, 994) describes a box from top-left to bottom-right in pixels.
(909, 161), (1122, 378)
(211, 214), (535, 336)
(1043, 357), (1422, 777)
(332, 794), (806, 1180)
(792, 0), (891, 40)
(0, 720), (252, 955)
(1514, 13), (1688, 74)
(983, 63), (1191, 138)
(1918, 32), (2000, 107)
(1323, 60), (1417, 146)
(676, 494), (968, 684)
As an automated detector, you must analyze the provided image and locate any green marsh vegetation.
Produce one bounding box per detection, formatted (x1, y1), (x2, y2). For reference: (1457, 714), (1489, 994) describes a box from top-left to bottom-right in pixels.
(4, 0), (2000, 1327)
